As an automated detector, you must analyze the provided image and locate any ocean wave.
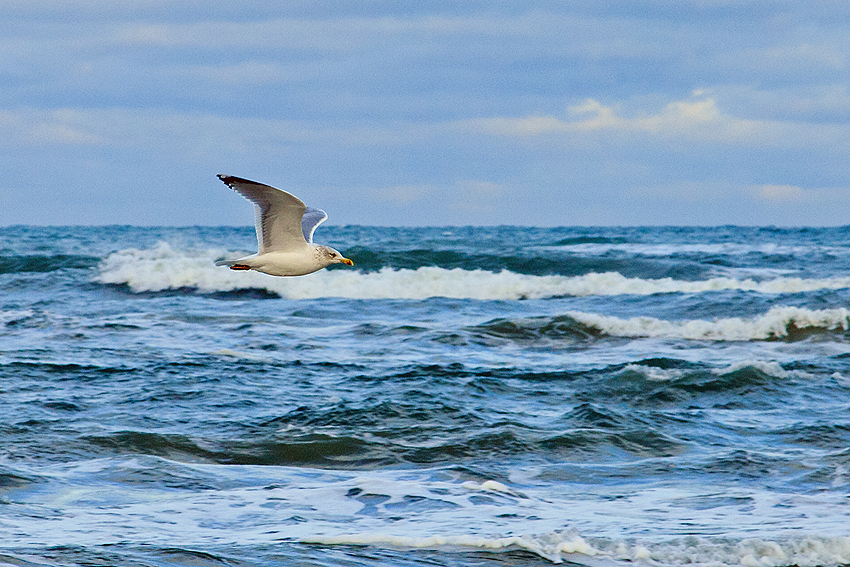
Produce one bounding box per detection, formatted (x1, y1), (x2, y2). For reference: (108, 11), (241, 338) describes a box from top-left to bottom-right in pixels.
(599, 535), (850, 567)
(475, 307), (850, 342)
(83, 430), (376, 467)
(0, 309), (37, 326)
(304, 531), (600, 564)
(620, 360), (810, 383)
(94, 242), (850, 300)
(11, 453), (850, 566)
(569, 307), (850, 341)
(0, 254), (100, 274)
(543, 240), (850, 258)
(469, 315), (603, 341)
(306, 531), (850, 566)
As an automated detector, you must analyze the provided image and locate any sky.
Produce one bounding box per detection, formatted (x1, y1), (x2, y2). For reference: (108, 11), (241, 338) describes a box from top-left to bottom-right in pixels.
(1, 0), (849, 226)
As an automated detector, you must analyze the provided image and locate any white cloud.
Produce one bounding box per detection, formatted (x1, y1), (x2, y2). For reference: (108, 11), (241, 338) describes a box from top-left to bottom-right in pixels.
(749, 185), (850, 204)
(2, 3), (850, 226)
(0, 108), (105, 147)
(0, 106), (442, 154)
(107, 19), (363, 52)
(753, 184), (807, 202)
(456, 93), (850, 148)
(457, 95), (729, 138)
(103, 14), (534, 52)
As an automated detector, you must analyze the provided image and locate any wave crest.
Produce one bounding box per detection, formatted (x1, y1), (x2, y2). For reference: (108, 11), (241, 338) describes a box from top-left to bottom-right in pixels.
(94, 242), (850, 301)
(307, 531), (850, 566)
(569, 307), (850, 341)
(475, 307), (850, 342)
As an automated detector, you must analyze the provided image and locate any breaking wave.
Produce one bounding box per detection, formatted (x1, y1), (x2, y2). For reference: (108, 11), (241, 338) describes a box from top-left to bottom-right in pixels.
(476, 307), (850, 342)
(305, 531), (602, 564)
(94, 242), (850, 300)
(307, 531), (850, 566)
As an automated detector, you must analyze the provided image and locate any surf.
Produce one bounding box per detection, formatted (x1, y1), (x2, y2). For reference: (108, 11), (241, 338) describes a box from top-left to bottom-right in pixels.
(95, 242), (850, 301)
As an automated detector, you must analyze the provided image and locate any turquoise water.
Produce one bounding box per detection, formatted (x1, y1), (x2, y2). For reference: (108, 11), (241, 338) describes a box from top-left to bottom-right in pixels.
(2, 225), (850, 566)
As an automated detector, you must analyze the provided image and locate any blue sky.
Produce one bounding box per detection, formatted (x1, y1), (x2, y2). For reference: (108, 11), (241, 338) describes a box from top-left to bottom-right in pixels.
(1, 1), (849, 226)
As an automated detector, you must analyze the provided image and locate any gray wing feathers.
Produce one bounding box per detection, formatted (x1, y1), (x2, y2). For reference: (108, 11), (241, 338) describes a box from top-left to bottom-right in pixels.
(218, 175), (309, 253)
(301, 207), (328, 244)
(253, 204), (265, 253)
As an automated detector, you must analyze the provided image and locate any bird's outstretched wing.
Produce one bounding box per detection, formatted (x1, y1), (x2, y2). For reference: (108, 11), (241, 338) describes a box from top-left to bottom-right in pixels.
(218, 175), (309, 253)
(301, 207), (328, 244)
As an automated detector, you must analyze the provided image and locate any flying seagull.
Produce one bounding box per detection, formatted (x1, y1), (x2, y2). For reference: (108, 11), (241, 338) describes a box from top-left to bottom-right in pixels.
(215, 175), (353, 276)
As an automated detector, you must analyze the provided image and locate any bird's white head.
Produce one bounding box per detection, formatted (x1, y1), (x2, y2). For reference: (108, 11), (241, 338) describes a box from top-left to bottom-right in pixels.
(318, 245), (354, 267)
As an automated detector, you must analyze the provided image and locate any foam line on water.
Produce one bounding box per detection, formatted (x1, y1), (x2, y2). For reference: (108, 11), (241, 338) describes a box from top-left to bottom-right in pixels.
(566, 306), (850, 341)
(7, 457), (850, 566)
(94, 242), (850, 300)
(304, 532), (850, 566)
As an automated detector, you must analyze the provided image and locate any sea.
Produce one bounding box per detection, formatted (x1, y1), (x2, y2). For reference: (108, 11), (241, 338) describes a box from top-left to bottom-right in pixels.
(2, 224), (850, 567)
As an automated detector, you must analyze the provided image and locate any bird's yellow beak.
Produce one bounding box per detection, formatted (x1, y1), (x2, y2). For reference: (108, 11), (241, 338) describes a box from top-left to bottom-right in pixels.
(341, 258), (354, 266)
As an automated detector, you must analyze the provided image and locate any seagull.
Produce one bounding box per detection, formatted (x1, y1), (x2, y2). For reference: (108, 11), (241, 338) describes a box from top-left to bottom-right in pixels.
(215, 175), (353, 276)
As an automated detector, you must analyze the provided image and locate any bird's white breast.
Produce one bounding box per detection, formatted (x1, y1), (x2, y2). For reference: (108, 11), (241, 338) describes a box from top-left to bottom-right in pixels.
(251, 246), (329, 277)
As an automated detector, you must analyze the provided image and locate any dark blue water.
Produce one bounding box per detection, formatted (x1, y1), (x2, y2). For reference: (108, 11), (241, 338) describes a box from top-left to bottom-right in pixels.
(2, 225), (850, 566)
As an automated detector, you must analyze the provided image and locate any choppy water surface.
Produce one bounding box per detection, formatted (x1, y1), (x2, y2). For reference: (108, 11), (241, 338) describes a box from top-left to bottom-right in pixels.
(2, 225), (850, 566)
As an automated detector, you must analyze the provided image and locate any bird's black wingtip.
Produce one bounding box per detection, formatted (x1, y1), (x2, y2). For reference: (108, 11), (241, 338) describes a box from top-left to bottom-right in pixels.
(217, 174), (265, 188)
(217, 174), (246, 188)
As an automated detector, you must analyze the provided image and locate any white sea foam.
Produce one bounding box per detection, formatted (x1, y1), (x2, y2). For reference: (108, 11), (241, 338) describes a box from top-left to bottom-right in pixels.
(621, 364), (686, 381)
(304, 531), (602, 564)
(10, 457), (850, 566)
(0, 308), (37, 325)
(306, 532), (850, 566)
(718, 360), (813, 379)
(567, 306), (850, 341)
(622, 360), (812, 382)
(616, 536), (850, 567)
(94, 242), (850, 300)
